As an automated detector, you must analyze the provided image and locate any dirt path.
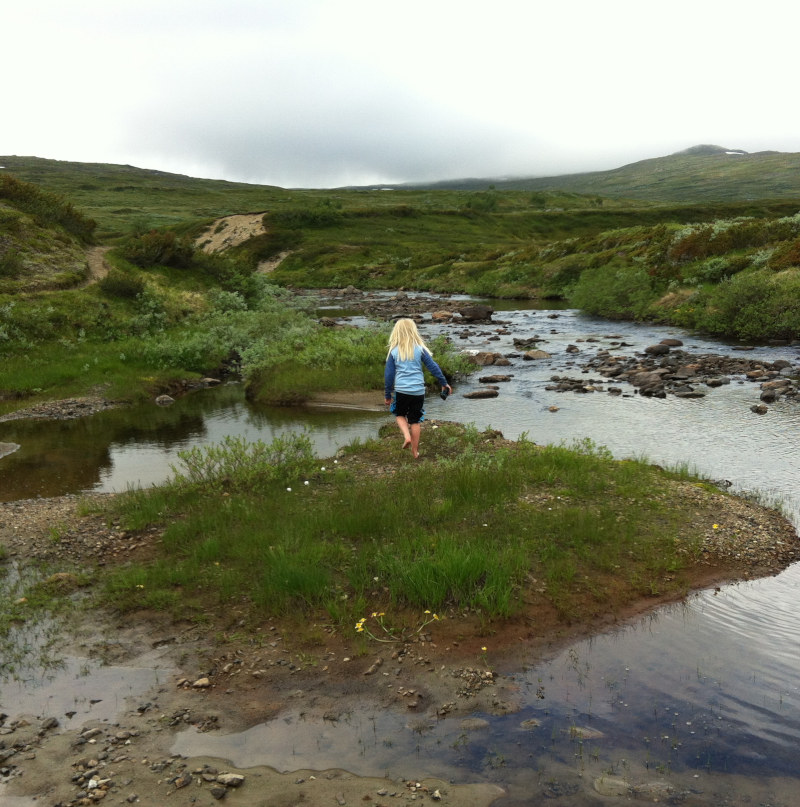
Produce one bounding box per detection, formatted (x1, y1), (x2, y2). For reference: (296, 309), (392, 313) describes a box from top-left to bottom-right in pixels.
(81, 245), (110, 287)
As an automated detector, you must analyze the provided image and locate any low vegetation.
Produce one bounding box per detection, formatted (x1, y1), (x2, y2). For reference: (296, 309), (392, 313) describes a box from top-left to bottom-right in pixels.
(1, 156), (798, 655)
(100, 425), (705, 629)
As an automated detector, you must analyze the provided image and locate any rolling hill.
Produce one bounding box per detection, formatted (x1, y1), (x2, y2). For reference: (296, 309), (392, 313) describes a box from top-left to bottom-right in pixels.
(359, 145), (800, 204)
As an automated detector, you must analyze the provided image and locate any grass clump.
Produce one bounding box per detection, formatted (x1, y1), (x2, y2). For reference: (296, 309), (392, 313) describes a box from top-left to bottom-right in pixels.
(101, 425), (705, 629)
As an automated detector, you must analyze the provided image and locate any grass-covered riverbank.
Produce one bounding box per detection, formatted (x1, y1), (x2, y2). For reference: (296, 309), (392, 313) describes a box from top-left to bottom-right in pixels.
(90, 422), (797, 640)
(3, 420), (797, 675)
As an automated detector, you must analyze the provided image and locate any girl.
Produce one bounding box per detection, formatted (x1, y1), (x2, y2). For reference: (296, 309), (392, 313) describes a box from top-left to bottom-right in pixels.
(384, 318), (452, 458)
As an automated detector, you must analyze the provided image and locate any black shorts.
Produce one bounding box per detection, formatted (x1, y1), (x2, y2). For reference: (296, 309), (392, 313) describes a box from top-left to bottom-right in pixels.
(391, 391), (425, 424)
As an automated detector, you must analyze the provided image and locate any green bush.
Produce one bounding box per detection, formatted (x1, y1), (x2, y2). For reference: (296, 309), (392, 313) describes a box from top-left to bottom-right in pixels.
(98, 268), (145, 299)
(463, 192), (498, 213)
(693, 268), (800, 340)
(569, 264), (656, 319)
(167, 433), (316, 495)
(120, 230), (195, 268)
(271, 206), (343, 228)
(0, 250), (22, 278)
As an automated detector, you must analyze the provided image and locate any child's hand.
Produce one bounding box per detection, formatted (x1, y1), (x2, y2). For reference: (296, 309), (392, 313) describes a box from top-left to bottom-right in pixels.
(384, 397), (392, 406)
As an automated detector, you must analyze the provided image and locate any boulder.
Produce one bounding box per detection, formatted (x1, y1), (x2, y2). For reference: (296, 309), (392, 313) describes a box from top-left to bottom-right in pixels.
(478, 375), (513, 383)
(463, 388), (500, 399)
(522, 349), (551, 361)
(217, 773), (245, 787)
(644, 343), (670, 355)
(513, 337), (543, 349)
(470, 351), (501, 366)
(458, 304), (494, 322)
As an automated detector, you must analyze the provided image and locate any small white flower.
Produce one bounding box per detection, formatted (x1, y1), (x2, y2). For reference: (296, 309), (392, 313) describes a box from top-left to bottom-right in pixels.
(286, 487), (292, 492)
(321, 466), (326, 471)
(304, 480), (309, 486)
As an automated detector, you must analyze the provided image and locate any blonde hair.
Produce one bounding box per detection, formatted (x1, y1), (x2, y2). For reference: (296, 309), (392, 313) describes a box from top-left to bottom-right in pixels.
(387, 318), (431, 361)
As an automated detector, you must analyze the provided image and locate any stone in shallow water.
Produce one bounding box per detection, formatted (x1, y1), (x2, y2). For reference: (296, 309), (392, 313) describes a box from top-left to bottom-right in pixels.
(593, 775), (630, 797)
(460, 717), (490, 731)
(463, 389), (499, 399)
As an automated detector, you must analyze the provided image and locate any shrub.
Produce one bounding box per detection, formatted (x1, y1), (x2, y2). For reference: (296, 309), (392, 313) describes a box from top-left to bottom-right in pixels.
(768, 238), (800, 271)
(694, 268), (800, 340)
(463, 192), (498, 213)
(569, 264), (656, 319)
(120, 230), (195, 268)
(0, 250), (22, 278)
(98, 268), (145, 299)
(271, 207), (343, 228)
(167, 433), (316, 494)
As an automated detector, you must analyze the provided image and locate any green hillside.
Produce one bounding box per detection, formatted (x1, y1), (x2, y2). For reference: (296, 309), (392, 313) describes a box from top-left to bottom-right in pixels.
(2, 152), (800, 362)
(0, 174), (95, 293)
(385, 146), (800, 204)
(0, 155), (289, 240)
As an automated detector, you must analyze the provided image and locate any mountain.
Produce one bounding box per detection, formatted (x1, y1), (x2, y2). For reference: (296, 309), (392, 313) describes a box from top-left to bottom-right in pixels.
(362, 146), (800, 203)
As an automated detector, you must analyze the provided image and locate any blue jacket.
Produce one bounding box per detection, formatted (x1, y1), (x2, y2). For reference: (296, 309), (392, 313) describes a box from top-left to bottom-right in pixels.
(384, 345), (448, 398)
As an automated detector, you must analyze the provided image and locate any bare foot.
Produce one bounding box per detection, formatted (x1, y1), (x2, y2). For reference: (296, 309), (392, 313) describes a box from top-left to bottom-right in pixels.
(402, 439), (412, 450)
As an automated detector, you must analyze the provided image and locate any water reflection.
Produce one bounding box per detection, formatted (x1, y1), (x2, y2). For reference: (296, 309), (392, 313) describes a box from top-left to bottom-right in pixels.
(0, 383), (385, 501)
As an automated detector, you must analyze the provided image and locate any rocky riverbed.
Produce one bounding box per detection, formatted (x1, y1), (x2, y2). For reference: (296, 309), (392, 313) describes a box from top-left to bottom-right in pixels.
(304, 287), (800, 413)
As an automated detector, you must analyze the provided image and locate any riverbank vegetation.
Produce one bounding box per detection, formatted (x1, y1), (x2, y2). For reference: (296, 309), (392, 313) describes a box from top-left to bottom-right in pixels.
(99, 423), (713, 631)
(3, 156), (800, 416)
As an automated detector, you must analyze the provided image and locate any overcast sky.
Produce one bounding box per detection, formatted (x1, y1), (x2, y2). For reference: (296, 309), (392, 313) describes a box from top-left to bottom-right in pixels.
(4, 0), (800, 188)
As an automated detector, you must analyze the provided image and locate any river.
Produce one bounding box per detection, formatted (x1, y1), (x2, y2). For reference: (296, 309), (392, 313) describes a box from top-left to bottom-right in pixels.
(2, 299), (799, 804)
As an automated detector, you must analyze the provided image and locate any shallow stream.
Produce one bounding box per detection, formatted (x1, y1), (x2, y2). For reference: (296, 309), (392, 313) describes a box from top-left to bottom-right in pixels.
(2, 299), (800, 804)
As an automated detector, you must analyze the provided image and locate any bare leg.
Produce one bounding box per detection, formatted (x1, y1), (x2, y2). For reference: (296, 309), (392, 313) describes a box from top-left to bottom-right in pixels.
(410, 422), (421, 458)
(395, 416), (412, 449)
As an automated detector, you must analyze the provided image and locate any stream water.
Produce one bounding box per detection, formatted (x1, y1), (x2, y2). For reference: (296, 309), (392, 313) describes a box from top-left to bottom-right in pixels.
(2, 298), (800, 805)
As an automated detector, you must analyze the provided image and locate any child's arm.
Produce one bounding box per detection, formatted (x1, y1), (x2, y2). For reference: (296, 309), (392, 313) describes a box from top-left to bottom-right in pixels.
(384, 353), (397, 402)
(421, 351), (449, 389)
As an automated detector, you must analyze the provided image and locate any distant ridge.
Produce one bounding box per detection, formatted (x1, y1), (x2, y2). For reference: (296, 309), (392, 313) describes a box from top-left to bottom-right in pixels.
(4, 148), (800, 206)
(353, 146), (800, 203)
